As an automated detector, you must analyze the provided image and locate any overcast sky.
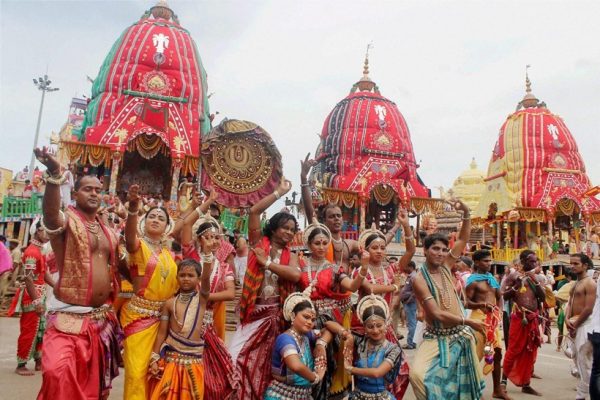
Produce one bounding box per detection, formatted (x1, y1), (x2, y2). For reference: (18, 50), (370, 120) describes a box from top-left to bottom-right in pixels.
(1, 0), (599, 203)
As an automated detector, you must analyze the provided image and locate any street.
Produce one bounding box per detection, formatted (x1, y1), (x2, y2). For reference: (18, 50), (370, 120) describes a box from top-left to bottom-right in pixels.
(0, 315), (580, 399)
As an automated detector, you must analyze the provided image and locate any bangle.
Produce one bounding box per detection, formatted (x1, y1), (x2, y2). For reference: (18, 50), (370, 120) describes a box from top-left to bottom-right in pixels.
(461, 315), (465, 325)
(448, 250), (460, 260)
(316, 339), (328, 348)
(312, 372), (320, 385)
(43, 170), (67, 185)
(392, 284), (399, 292)
(423, 295), (434, 302)
(195, 206), (205, 217)
(40, 211), (66, 236)
(301, 183), (309, 187)
(346, 366), (354, 374)
(150, 352), (160, 364)
(462, 215), (471, 221)
(127, 208), (139, 216)
(265, 259), (272, 270)
(273, 190), (281, 200)
(358, 268), (368, 278)
(200, 253), (214, 264)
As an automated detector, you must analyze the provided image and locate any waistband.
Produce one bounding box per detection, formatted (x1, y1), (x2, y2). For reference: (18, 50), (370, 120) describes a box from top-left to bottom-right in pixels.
(266, 380), (312, 399)
(350, 390), (390, 399)
(314, 297), (352, 313)
(424, 324), (470, 338)
(126, 295), (164, 317)
(49, 304), (113, 320)
(164, 350), (203, 365)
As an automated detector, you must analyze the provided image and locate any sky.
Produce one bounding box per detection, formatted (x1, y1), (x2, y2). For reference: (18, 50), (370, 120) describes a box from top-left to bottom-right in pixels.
(1, 0), (599, 206)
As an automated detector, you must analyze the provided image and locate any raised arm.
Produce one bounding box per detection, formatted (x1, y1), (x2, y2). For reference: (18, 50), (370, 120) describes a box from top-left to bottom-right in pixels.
(252, 247), (301, 283)
(198, 236), (216, 300)
(248, 178), (292, 245)
(149, 299), (172, 375)
(394, 208), (416, 272)
(181, 190), (218, 246)
(34, 148), (65, 232)
(124, 184), (142, 253)
(446, 199), (471, 266)
(300, 153), (318, 221)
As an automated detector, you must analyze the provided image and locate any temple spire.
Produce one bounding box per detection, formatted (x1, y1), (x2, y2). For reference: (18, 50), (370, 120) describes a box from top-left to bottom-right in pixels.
(356, 42), (377, 92)
(519, 64), (539, 109)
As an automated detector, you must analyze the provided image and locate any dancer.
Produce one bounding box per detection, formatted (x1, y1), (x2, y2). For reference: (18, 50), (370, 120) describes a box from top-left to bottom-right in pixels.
(181, 193), (238, 400)
(298, 220), (367, 399)
(8, 221), (52, 376)
(409, 199), (486, 400)
(351, 214), (413, 398)
(344, 294), (404, 400)
(502, 250), (545, 396)
(229, 178), (301, 400)
(300, 154), (402, 267)
(565, 253), (595, 400)
(120, 184), (179, 400)
(263, 291), (329, 399)
(34, 147), (122, 399)
(148, 257), (213, 400)
(464, 249), (511, 399)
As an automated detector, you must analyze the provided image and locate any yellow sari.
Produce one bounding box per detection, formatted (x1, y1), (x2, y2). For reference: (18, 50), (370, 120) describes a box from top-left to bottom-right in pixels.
(120, 240), (179, 400)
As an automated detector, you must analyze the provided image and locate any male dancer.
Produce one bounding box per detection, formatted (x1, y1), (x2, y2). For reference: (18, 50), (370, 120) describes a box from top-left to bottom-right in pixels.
(465, 249), (511, 399)
(34, 147), (122, 399)
(502, 250), (545, 396)
(8, 222), (53, 376)
(300, 154), (410, 267)
(410, 199), (486, 400)
(566, 253), (595, 400)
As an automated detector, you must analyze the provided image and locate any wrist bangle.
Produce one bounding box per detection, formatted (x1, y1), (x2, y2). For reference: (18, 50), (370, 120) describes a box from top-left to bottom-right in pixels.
(461, 315), (465, 325)
(448, 250), (460, 260)
(150, 352), (160, 364)
(392, 284), (399, 292)
(127, 208), (139, 216)
(43, 170), (67, 185)
(316, 339), (328, 348)
(462, 214), (471, 221)
(265, 259), (272, 270)
(301, 183), (309, 187)
(273, 190), (281, 200)
(359, 268), (368, 278)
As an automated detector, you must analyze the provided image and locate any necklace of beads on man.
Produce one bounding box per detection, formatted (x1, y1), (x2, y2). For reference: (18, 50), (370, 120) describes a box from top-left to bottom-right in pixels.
(30, 239), (44, 248)
(429, 268), (452, 310)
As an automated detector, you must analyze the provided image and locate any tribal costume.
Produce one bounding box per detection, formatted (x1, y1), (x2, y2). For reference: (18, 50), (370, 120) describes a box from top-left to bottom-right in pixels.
(8, 242), (47, 367)
(299, 261), (352, 400)
(348, 335), (402, 400)
(229, 236), (296, 400)
(121, 240), (179, 400)
(264, 331), (317, 400)
(502, 306), (542, 387)
(149, 292), (206, 400)
(38, 207), (123, 400)
(409, 265), (484, 400)
(183, 241), (239, 400)
(351, 265), (411, 398)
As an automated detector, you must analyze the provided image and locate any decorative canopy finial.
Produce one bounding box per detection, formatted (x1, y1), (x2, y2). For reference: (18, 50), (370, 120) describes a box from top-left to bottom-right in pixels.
(356, 42), (377, 93)
(470, 157), (477, 169)
(151, 0), (174, 21)
(519, 64), (539, 109)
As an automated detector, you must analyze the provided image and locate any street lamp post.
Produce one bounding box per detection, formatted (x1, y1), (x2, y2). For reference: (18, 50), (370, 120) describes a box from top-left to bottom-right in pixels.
(29, 75), (59, 180)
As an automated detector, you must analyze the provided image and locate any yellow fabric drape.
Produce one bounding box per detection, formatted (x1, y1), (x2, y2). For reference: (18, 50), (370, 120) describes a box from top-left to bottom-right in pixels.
(410, 197), (445, 215)
(128, 134), (168, 160)
(120, 241), (179, 400)
(372, 185), (395, 206)
(182, 156), (199, 177)
(556, 198), (577, 216)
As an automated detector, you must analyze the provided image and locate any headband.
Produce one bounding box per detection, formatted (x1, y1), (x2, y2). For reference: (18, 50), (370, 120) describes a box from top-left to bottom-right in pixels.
(357, 294), (389, 324)
(192, 214), (222, 238)
(283, 287), (315, 322)
(358, 224), (386, 250)
(302, 219), (332, 248)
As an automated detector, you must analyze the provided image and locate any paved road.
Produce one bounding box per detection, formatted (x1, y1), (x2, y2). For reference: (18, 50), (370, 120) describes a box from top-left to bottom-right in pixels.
(0, 316), (581, 399)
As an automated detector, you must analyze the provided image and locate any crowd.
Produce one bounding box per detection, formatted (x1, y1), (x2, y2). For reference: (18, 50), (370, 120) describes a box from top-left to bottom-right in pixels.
(0, 147), (599, 400)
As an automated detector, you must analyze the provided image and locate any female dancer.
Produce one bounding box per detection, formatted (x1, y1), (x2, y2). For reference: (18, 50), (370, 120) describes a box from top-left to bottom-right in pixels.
(121, 184), (179, 400)
(148, 256), (213, 400)
(180, 192), (238, 399)
(263, 291), (329, 399)
(229, 178), (302, 400)
(350, 209), (414, 398)
(345, 295), (404, 400)
(299, 220), (368, 399)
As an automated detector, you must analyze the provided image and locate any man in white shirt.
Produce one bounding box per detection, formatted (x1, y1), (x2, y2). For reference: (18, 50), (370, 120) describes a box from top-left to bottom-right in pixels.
(233, 237), (248, 285)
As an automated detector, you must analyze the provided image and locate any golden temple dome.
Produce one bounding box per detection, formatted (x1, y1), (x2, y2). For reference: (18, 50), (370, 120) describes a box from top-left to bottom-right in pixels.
(451, 158), (486, 211)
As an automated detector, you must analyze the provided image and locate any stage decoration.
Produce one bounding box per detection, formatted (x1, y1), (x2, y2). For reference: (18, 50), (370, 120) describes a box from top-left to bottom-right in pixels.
(63, 141), (113, 168)
(201, 119), (283, 208)
(127, 134), (169, 160)
(474, 67), (600, 221)
(320, 188), (358, 209)
(410, 197), (445, 215)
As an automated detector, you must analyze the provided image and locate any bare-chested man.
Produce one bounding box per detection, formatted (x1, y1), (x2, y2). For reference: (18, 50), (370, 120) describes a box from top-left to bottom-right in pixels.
(502, 250), (546, 396)
(300, 154), (410, 268)
(409, 199), (486, 400)
(465, 249), (511, 400)
(34, 147), (122, 399)
(566, 253), (596, 400)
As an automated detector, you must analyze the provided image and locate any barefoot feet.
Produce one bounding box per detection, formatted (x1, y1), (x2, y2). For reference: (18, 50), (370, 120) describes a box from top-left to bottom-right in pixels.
(15, 366), (35, 376)
(521, 385), (542, 396)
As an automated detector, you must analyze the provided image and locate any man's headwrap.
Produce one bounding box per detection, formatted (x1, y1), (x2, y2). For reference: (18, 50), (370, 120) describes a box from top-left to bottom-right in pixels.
(283, 286), (315, 322)
(302, 218), (332, 248)
(357, 294), (389, 324)
(358, 223), (386, 250)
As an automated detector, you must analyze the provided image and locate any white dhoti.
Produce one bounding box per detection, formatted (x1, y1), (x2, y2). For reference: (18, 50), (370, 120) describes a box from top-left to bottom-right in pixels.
(574, 318), (593, 399)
